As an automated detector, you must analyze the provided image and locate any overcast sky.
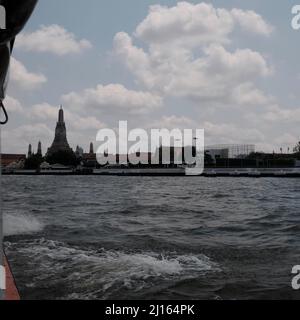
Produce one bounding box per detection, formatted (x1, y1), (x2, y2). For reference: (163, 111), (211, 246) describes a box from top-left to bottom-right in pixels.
(2, 0), (300, 154)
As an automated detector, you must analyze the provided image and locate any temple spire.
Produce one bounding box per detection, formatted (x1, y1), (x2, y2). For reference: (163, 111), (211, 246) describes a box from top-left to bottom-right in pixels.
(37, 141), (42, 156)
(28, 144), (32, 158)
(90, 142), (94, 154)
(58, 105), (64, 123)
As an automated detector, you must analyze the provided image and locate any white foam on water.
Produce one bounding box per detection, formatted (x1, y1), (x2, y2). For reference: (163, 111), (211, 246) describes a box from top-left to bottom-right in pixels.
(3, 212), (44, 236)
(5, 239), (219, 299)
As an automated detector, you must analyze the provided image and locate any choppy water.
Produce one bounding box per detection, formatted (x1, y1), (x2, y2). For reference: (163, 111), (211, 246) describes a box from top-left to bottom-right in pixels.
(2, 176), (300, 300)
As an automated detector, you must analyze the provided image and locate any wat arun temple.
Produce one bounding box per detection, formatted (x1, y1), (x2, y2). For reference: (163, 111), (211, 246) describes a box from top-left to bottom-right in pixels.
(24, 105), (96, 165)
(46, 106), (73, 156)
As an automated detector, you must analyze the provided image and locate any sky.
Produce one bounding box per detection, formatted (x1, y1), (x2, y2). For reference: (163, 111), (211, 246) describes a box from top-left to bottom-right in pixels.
(2, 0), (300, 154)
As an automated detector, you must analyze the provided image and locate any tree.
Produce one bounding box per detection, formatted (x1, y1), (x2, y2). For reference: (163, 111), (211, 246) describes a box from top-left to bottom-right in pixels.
(294, 141), (300, 160)
(45, 150), (79, 166)
(25, 154), (44, 170)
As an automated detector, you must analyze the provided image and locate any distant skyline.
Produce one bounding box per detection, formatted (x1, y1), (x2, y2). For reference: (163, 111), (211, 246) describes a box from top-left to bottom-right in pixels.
(2, 0), (300, 154)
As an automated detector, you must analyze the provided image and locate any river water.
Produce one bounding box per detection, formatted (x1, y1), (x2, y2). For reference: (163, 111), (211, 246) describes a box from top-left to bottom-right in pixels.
(2, 176), (300, 300)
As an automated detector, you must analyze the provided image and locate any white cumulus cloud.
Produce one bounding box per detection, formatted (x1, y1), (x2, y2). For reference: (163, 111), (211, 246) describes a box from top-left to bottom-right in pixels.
(114, 33), (272, 105)
(231, 8), (273, 36)
(113, 2), (273, 108)
(135, 2), (273, 47)
(62, 84), (163, 115)
(10, 57), (47, 90)
(4, 96), (24, 113)
(15, 25), (92, 55)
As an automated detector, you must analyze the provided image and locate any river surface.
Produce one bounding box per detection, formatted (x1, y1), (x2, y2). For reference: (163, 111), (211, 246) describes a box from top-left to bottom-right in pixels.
(3, 176), (300, 300)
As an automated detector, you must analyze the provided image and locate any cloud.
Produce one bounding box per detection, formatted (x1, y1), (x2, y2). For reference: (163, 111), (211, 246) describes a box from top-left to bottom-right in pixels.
(202, 121), (265, 144)
(10, 57), (47, 90)
(71, 115), (106, 131)
(4, 96), (24, 113)
(15, 25), (92, 55)
(231, 8), (273, 36)
(149, 115), (197, 130)
(147, 116), (266, 149)
(261, 104), (300, 123)
(2, 123), (53, 153)
(113, 3), (273, 107)
(62, 84), (163, 115)
(148, 114), (298, 153)
(14, 123), (53, 142)
(274, 133), (299, 148)
(30, 103), (106, 130)
(31, 103), (59, 120)
(135, 2), (273, 47)
(233, 83), (274, 106)
(135, 2), (234, 47)
(114, 33), (272, 105)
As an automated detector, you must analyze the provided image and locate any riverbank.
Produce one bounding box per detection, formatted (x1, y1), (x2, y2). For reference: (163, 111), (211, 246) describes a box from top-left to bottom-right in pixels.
(2, 167), (300, 177)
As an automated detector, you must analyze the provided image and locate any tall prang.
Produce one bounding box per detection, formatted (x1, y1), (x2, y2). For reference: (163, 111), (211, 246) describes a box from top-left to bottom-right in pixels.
(47, 106), (73, 156)
(89, 142), (94, 154)
(28, 144), (32, 158)
(37, 141), (42, 156)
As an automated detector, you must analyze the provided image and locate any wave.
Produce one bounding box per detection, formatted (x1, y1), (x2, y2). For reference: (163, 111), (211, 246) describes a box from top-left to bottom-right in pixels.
(3, 212), (44, 236)
(5, 239), (219, 299)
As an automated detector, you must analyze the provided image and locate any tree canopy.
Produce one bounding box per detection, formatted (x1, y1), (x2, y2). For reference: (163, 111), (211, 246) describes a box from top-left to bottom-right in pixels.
(25, 154), (44, 170)
(294, 141), (300, 153)
(46, 150), (79, 166)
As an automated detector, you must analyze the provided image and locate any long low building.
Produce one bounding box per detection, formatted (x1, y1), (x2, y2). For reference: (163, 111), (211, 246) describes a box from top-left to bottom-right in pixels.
(1, 154), (26, 167)
(205, 144), (255, 160)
